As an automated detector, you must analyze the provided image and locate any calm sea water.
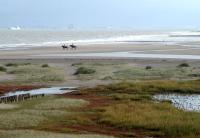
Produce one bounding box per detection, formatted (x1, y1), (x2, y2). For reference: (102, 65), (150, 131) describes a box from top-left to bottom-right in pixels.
(0, 29), (200, 49)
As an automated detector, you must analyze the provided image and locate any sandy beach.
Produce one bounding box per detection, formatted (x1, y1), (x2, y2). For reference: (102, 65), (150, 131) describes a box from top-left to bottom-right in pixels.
(0, 42), (199, 88)
(0, 42), (200, 60)
(2, 1), (200, 137)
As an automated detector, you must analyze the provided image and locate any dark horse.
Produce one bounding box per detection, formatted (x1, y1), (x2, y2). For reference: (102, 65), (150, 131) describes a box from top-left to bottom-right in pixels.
(69, 44), (77, 50)
(61, 44), (69, 50)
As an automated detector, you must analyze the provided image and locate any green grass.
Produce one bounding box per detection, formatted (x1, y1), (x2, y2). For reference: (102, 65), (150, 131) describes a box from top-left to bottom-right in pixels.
(99, 101), (200, 137)
(34, 98), (88, 110)
(0, 130), (114, 138)
(1, 80), (200, 137)
(71, 62), (200, 81)
(178, 63), (190, 68)
(145, 66), (152, 70)
(81, 80), (200, 95)
(0, 104), (19, 110)
(74, 67), (96, 75)
(72, 62), (126, 80)
(5, 63), (18, 67)
(0, 96), (88, 129)
(41, 64), (50, 68)
(78, 80), (200, 137)
(6, 64), (65, 84)
(0, 66), (7, 72)
(112, 67), (195, 80)
(5, 63), (31, 67)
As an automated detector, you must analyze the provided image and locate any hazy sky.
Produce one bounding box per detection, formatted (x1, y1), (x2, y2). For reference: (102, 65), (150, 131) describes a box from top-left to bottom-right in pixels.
(0, 0), (200, 29)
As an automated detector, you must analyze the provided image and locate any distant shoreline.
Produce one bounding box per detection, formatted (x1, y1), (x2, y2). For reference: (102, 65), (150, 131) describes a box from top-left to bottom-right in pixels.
(0, 43), (199, 61)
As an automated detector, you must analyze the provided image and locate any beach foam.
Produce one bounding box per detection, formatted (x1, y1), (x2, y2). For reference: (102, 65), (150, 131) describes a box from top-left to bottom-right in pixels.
(1, 30), (200, 50)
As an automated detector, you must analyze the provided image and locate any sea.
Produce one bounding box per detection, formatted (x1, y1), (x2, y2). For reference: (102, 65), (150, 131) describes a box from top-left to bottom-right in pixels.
(1, 29), (200, 50)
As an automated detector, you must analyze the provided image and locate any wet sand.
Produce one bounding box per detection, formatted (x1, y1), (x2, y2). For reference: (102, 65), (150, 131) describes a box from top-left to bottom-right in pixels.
(0, 43), (200, 60)
(0, 42), (199, 87)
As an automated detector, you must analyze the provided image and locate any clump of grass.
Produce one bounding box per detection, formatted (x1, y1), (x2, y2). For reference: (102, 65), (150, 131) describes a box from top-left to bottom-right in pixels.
(41, 64), (49, 68)
(5, 63), (18, 67)
(74, 67), (96, 75)
(0, 66), (7, 72)
(5, 63), (31, 67)
(71, 63), (83, 66)
(178, 63), (190, 68)
(22, 63), (31, 66)
(188, 73), (200, 77)
(145, 66), (152, 70)
(102, 76), (113, 80)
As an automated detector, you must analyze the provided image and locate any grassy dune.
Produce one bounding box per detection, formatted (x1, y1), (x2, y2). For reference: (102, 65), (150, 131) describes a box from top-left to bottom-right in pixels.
(5, 64), (65, 84)
(72, 62), (200, 81)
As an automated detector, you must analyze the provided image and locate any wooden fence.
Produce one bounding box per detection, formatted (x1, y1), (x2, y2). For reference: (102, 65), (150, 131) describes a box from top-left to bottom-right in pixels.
(0, 93), (45, 103)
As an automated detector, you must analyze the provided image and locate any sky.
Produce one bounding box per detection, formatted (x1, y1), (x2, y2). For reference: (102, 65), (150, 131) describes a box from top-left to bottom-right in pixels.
(0, 0), (200, 29)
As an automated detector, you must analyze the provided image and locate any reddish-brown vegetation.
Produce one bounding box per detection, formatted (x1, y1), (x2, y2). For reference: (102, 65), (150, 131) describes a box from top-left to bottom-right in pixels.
(65, 92), (112, 109)
(63, 92), (146, 138)
(0, 85), (42, 96)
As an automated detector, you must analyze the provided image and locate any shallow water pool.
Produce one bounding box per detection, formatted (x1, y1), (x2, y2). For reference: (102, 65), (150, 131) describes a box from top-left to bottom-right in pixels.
(38, 51), (200, 60)
(154, 94), (200, 112)
(2, 87), (76, 97)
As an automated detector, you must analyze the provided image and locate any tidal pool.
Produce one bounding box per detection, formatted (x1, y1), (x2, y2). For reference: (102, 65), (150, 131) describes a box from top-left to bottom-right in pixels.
(154, 94), (200, 112)
(2, 87), (76, 97)
(38, 52), (200, 60)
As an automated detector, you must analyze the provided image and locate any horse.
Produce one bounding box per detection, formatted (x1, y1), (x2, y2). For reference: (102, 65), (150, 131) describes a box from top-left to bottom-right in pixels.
(61, 44), (69, 50)
(69, 44), (77, 50)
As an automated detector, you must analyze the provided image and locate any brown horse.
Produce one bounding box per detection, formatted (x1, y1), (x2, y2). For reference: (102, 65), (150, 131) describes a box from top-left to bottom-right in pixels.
(61, 44), (69, 50)
(69, 44), (77, 50)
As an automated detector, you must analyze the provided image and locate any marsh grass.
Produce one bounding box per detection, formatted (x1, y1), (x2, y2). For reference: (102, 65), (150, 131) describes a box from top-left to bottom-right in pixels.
(0, 96), (88, 129)
(178, 63), (190, 68)
(0, 66), (7, 72)
(0, 104), (19, 110)
(113, 68), (194, 80)
(0, 130), (114, 138)
(81, 80), (200, 96)
(34, 97), (88, 110)
(73, 63), (125, 80)
(74, 67), (96, 75)
(41, 64), (50, 68)
(78, 80), (200, 137)
(5, 63), (18, 67)
(100, 101), (200, 137)
(5, 63), (31, 67)
(6, 65), (65, 84)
